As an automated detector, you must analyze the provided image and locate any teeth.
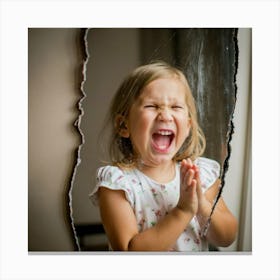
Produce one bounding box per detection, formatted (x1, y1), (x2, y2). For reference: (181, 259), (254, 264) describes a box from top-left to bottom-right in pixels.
(158, 131), (172, 136)
(158, 145), (166, 149)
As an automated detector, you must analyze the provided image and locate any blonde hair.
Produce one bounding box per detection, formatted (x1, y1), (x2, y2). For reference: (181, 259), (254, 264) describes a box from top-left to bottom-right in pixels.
(103, 61), (206, 167)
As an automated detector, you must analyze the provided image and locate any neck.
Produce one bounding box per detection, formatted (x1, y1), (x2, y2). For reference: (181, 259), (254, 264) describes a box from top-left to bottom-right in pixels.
(137, 160), (176, 184)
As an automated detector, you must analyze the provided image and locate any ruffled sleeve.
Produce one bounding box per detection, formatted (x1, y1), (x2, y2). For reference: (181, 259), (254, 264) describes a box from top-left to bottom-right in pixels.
(89, 165), (134, 207)
(195, 157), (220, 192)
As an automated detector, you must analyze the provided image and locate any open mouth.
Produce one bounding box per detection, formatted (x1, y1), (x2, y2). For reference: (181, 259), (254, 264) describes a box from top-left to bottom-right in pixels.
(151, 130), (175, 152)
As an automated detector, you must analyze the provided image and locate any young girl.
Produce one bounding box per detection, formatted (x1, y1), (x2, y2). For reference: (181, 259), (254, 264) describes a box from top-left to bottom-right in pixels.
(89, 61), (237, 251)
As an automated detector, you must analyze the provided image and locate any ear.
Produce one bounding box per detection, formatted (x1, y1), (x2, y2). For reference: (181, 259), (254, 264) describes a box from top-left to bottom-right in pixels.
(115, 115), (130, 138)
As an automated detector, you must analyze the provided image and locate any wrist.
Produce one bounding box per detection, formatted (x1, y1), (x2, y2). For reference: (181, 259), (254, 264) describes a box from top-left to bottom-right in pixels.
(197, 199), (212, 218)
(196, 203), (212, 238)
(174, 205), (195, 218)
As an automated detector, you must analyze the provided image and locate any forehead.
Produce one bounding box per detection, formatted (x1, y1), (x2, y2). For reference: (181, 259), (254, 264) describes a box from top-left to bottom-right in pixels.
(138, 77), (188, 102)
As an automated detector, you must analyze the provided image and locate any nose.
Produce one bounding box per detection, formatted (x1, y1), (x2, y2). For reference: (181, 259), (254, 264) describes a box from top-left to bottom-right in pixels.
(157, 107), (173, 122)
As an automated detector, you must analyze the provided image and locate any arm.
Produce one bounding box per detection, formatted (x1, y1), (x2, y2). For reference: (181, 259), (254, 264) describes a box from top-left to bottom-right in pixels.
(197, 179), (238, 247)
(182, 158), (238, 247)
(98, 163), (198, 251)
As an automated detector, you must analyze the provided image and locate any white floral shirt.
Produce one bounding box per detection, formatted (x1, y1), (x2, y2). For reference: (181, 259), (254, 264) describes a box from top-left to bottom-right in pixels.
(89, 157), (220, 252)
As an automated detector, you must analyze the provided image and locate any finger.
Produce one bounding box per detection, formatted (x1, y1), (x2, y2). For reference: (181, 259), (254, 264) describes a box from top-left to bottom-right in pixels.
(186, 158), (193, 169)
(181, 159), (193, 179)
(182, 159), (192, 171)
(191, 165), (200, 184)
(181, 159), (187, 166)
(189, 179), (197, 197)
(191, 166), (202, 198)
(195, 168), (201, 183)
(194, 169), (203, 198)
(180, 160), (189, 186)
(196, 182), (203, 200)
(183, 169), (195, 187)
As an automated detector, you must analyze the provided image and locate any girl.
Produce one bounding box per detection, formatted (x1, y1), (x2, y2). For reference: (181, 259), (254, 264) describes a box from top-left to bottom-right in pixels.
(89, 61), (237, 251)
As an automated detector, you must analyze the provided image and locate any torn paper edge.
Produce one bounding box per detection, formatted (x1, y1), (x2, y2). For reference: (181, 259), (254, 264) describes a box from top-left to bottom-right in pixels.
(67, 28), (239, 245)
(218, 28), (239, 207)
(68, 28), (90, 251)
(201, 28), (239, 237)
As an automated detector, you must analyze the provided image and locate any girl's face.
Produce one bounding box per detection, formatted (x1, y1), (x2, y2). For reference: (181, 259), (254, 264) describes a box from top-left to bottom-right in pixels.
(124, 77), (191, 168)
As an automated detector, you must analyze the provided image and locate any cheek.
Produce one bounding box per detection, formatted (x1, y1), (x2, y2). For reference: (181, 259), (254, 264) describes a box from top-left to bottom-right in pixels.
(177, 112), (190, 125)
(178, 117), (191, 139)
(128, 114), (151, 142)
(130, 111), (152, 129)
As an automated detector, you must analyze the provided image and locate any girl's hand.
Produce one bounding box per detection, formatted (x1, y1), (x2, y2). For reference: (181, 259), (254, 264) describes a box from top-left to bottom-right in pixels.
(177, 159), (198, 215)
(193, 165), (212, 219)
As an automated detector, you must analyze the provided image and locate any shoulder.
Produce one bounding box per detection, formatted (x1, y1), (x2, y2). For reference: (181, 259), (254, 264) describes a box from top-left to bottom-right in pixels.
(89, 165), (135, 206)
(96, 165), (126, 184)
(194, 157), (220, 190)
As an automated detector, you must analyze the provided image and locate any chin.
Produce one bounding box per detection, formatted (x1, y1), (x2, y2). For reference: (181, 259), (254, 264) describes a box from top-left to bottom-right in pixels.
(149, 154), (175, 166)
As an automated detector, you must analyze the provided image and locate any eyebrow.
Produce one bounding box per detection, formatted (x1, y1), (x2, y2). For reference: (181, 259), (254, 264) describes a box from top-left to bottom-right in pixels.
(138, 96), (186, 105)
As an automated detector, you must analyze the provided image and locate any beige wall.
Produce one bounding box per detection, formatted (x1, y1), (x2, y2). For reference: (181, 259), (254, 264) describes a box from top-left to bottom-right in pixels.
(28, 28), (81, 250)
(71, 28), (140, 224)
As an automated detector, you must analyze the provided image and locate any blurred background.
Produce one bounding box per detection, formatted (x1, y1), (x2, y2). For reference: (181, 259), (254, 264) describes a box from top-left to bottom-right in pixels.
(28, 28), (251, 252)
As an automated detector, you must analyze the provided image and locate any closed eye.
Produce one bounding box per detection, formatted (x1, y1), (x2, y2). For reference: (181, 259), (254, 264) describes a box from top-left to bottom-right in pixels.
(172, 105), (184, 109)
(144, 105), (158, 109)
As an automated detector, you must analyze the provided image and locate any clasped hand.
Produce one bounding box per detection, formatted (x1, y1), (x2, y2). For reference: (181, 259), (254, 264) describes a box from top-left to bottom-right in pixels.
(177, 159), (212, 218)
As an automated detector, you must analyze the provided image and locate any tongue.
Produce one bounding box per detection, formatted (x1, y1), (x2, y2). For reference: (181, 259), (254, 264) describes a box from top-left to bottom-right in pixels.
(152, 134), (171, 150)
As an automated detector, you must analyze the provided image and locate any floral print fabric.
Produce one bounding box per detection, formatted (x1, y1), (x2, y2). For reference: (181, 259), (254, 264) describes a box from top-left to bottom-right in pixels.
(89, 157), (220, 252)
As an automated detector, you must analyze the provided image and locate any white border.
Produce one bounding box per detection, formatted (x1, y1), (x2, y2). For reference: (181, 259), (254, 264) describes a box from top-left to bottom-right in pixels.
(1, 1), (279, 279)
